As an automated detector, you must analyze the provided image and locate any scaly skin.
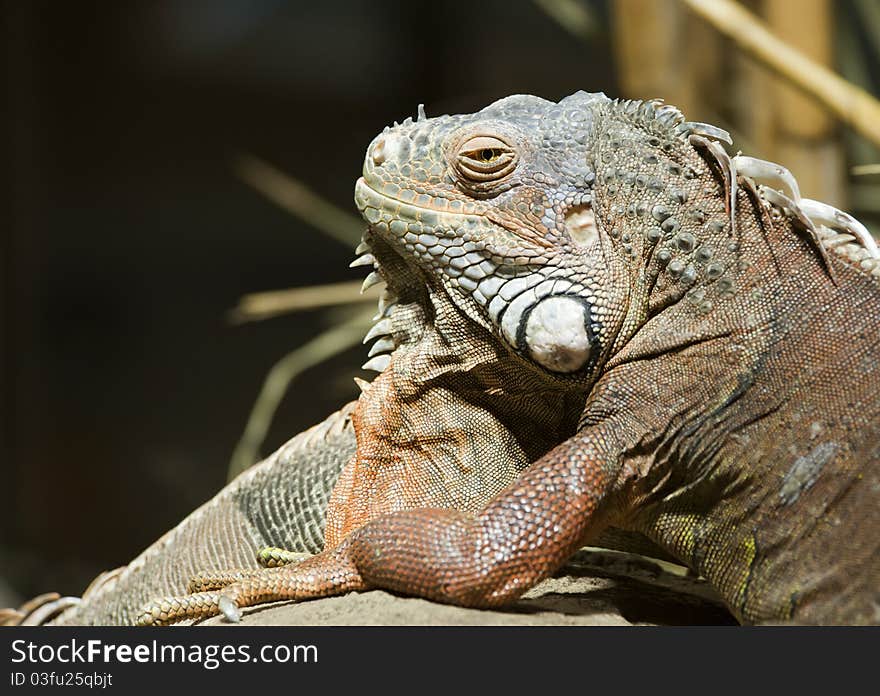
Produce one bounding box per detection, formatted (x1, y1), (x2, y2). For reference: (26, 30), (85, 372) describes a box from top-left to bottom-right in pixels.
(9, 92), (875, 626)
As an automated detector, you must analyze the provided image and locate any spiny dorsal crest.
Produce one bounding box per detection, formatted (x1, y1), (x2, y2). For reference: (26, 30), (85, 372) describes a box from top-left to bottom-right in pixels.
(614, 98), (879, 280)
(731, 155), (880, 279)
(613, 98), (733, 145)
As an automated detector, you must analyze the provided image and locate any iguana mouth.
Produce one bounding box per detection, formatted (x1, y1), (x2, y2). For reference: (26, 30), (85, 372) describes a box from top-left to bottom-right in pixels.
(354, 177), (481, 247)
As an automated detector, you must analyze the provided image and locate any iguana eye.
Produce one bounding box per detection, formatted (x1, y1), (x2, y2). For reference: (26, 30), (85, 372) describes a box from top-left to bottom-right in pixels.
(455, 135), (517, 182)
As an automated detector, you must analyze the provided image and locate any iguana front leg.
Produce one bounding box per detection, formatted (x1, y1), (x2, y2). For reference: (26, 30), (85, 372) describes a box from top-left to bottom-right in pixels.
(137, 426), (620, 624)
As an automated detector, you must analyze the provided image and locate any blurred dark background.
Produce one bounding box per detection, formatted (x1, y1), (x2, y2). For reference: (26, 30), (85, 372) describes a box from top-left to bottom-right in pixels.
(2, 0), (878, 604)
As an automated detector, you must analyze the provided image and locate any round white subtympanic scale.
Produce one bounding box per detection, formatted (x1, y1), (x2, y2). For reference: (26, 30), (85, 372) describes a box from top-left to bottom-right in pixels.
(523, 296), (592, 373)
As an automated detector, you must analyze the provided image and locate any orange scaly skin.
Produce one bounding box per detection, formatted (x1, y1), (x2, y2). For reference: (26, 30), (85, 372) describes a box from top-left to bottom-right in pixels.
(130, 92), (878, 626)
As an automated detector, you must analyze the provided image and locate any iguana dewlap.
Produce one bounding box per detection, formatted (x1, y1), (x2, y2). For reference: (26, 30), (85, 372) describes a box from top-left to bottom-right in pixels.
(12, 91), (878, 626)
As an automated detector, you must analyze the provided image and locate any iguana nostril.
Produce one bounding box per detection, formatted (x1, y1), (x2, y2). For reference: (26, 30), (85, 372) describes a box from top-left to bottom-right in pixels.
(369, 133), (410, 168)
(372, 138), (387, 166)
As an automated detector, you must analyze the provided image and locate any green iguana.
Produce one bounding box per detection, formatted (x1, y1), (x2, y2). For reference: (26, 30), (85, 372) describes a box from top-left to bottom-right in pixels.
(7, 92), (879, 626)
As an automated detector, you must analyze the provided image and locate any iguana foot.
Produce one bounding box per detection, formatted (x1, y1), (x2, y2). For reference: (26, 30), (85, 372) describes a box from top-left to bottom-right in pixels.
(136, 546), (364, 626)
(136, 548), (315, 625)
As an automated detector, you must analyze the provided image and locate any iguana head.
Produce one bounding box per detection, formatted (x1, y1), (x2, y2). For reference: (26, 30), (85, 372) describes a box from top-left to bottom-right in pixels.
(353, 91), (879, 386)
(355, 91), (620, 379)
